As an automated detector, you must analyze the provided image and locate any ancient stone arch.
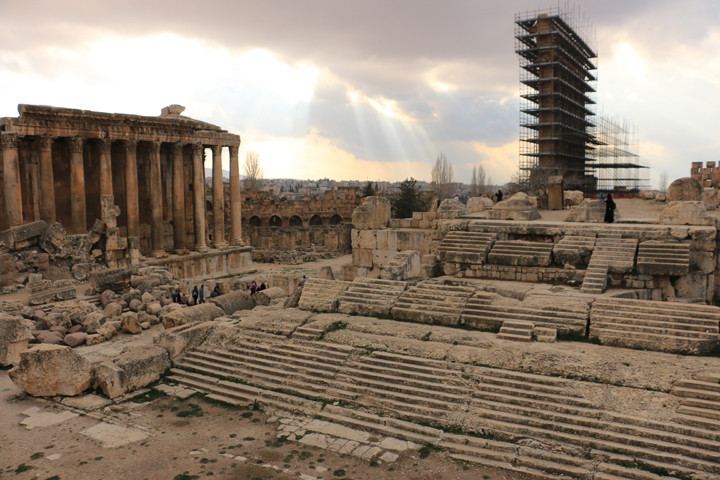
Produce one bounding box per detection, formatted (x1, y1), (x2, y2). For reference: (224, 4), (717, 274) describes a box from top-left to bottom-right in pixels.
(248, 216), (261, 227)
(309, 214), (323, 226)
(289, 215), (303, 227)
(329, 214), (343, 225)
(269, 215), (282, 227)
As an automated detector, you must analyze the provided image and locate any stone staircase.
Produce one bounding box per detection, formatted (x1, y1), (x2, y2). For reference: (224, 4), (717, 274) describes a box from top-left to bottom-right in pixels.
(637, 241), (690, 276)
(437, 231), (496, 264)
(497, 320), (534, 341)
(166, 330), (720, 479)
(589, 297), (720, 353)
(337, 278), (409, 317)
(297, 278), (351, 312)
(580, 234), (637, 293)
(673, 371), (720, 430)
(552, 235), (596, 268)
(461, 291), (589, 336)
(466, 365), (720, 480)
(390, 283), (475, 326)
(487, 240), (554, 267)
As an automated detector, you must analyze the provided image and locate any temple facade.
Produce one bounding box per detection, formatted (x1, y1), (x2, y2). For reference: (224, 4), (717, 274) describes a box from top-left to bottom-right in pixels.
(0, 104), (242, 255)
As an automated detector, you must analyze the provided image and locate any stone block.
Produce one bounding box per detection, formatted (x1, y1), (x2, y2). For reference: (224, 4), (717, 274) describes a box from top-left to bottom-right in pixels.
(89, 268), (131, 293)
(352, 248), (373, 268)
(488, 192), (541, 221)
(667, 177), (703, 202)
(208, 290), (254, 315)
(351, 196), (390, 230)
(39, 222), (68, 254)
(466, 196), (494, 212)
(9, 344), (92, 396)
(0, 315), (34, 366)
(64, 332), (88, 347)
(162, 303), (224, 329)
(1, 221), (49, 249)
(253, 287), (287, 306)
(659, 201), (713, 226)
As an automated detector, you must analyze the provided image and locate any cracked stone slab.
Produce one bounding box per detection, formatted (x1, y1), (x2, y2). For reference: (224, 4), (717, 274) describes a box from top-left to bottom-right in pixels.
(299, 432), (329, 449)
(154, 384), (196, 400)
(304, 419), (371, 443)
(60, 394), (112, 411)
(20, 406), (78, 429)
(81, 422), (148, 447)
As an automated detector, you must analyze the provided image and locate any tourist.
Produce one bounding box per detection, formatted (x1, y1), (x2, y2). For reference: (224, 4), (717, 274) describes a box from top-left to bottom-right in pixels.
(210, 285), (221, 298)
(258, 282), (266, 291)
(599, 192), (606, 201)
(496, 189), (503, 202)
(250, 281), (257, 295)
(191, 286), (198, 305)
(604, 193), (616, 223)
(198, 284), (205, 304)
(171, 289), (181, 303)
(300, 275), (307, 287)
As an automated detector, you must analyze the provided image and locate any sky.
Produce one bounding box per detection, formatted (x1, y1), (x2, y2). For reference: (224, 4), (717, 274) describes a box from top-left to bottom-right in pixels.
(1, 0), (718, 188)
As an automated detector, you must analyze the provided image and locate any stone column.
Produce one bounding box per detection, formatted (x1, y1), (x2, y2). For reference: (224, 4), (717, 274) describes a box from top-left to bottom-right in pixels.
(123, 140), (140, 238)
(148, 141), (164, 255)
(98, 138), (113, 198)
(38, 134), (55, 224)
(171, 142), (186, 251)
(229, 144), (242, 244)
(192, 143), (207, 251)
(0, 133), (23, 227)
(69, 136), (87, 233)
(211, 145), (226, 247)
(29, 149), (40, 222)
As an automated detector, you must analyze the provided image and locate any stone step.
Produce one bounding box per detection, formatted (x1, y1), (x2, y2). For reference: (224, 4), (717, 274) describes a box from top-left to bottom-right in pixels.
(473, 381), (599, 410)
(220, 349), (340, 384)
(595, 460), (685, 480)
(342, 364), (467, 394)
(592, 298), (720, 317)
(590, 328), (717, 350)
(673, 386), (720, 403)
(229, 338), (353, 361)
(220, 345), (346, 373)
(476, 365), (584, 389)
(334, 374), (467, 409)
(677, 405), (720, 421)
(357, 359), (465, 386)
(591, 307), (720, 326)
(694, 372), (720, 384)
(675, 413), (720, 431)
(515, 446), (592, 479)
(591, 312), (718, 331)
(496, 333), (532, 342)
(590, 320), (717, 338)
(368, 350), (458, 372)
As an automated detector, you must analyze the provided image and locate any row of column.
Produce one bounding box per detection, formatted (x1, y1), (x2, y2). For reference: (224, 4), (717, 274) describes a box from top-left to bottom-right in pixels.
(0, 132), (243, 253)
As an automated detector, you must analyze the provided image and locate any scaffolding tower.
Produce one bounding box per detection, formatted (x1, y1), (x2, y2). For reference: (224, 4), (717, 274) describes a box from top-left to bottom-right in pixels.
(589, 115), (648, 192)
(516, 7), (598, 190)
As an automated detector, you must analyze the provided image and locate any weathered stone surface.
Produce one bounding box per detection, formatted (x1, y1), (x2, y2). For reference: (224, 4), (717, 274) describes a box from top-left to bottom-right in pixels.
(351, 196), (390, 230)
(155, 321), (217, 360)
(36, 330), (64, 344)
(666, 177), (702, 202)
(284, 286), (303, 308)
(103, 303), (122, 318)
(64, 332), (88, 347)
(10, 344), (92, 396)
(318, 266), (335, 280)
(128, 299), (142, 312)
(209, 291), (254, 315)
(488, 193), (541, 221)
(564, 190), (585, 206)
(0, 314), (34, 366)
(96, 322), (118, 340)
(638, 190), (657, 200)
(39, 222), (68, 254)
(253, 287), (287, 306)
(145, 302), (162, 316)
(1, 300), (24, 315)
(120, 312), (141, 334)
(162, 303), (224, 329)
(437, 199), (467, 219)
(659, 201), (713, 226)
(565, 199), (608, 223)
(89, 268), (131, 293)
(381, 250), (420, 281)
(86, 334), (106, 346)
(1, 220), (48, 249)
(81, 311), (104, 334)
(113, 345), (170, 392)
(466, 196), (494, 212)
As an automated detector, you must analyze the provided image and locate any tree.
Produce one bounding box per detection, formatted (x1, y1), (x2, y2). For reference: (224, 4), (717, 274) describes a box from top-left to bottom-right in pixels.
(392, 178), (424, 219)
(431, 153), (454, 199)
(471, 164), (487, 197)
(659, 170), (668, 192)
(243, 151), (263, 192)
(361, 181), (376, 197)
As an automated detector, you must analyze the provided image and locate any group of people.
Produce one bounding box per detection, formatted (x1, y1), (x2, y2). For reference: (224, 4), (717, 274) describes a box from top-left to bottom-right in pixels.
(599, 192), (616, 223)
(249, 280), (266, 295)
(171, 284), (222, 305)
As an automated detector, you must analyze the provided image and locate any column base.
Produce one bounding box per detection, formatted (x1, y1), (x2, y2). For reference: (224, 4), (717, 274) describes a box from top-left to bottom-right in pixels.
(174, 248), (190, 255)
(195, 245), (209, 253)
(151, 250), (169, 259)
(214, 241), (229, 249)
(231, 239), (245, 247)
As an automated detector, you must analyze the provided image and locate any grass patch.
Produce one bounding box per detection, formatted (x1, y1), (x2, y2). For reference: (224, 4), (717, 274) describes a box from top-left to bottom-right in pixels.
(418, 444), (444, 459)
(126, 388), (165, 403)
(30, 452), (44, 460)
(318, 321), (347, 340)
(15, 464), (33, 474)
(173, 474), (200, 480)
(176, 403), (204, 418)
(333, 469), (346, 476)
(420, 332), (432, 342)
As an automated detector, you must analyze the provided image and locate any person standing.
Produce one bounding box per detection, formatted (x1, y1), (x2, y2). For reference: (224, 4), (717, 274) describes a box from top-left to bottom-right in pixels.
(604, 193), (616, 223)
(198, 284), (205, 304)
(496, 189), (503, 202)
(191, 286), (198, 305)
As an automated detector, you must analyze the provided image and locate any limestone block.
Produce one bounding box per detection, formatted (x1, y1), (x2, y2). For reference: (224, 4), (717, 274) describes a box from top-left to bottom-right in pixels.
(488, 193), (541, 221)
(351, 196), (390, 230)
(0, 315), (34, 366)
(565, 199), (607, 223)
(86, 334), (106, 346)
(145, 302), (162, 316)
(353, 248), (374, 268)
(209, 291), (254, 315)
(96, 323), (118, 340)
(91, 361), (125, 399)
(120, 312), (142, 334)
(155, 321), (216, 360)
(64, 332), (88, 347)
(253, 287), (287, 306)
(1, 221), (49, 249)
(39, 222), (68, 254)
(9, 344), (92, 397)
(1, 300), (24, 316)
(113, 345), (170, 392)
(54, 280), (76, 301)
(103, 303), (122, 318)
(89, 268), (131, 293)
(466, 197), (494, 213)
(162, 303), (224, 329)
(81, 311), (104, 334)
(36, 330), (64, 344)
(655, 193), (666, 202)
(703, 188), (720, 208)
(318, 266), (335, 280)
(674, 273), (708, 301)
(666, 177), (703, 202)
(691, 250), (715, 274)
(372, 249), (393, 268)
(659, 201), (713, 226)
(638, 190), (657, 200)
(437, 199), (467, 219)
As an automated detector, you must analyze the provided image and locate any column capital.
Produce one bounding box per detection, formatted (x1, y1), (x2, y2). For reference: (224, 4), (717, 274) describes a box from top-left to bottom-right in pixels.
(37, 134), (53, 152)
(124, 139), (138, 150)
(147, 140), (161, 154)
(228, 145), (239, 156)
(97, 137), (112, 152)
(69, 136), (84, 154)
(210, 144), (222, 154)
(191, 143), (203, 156)
(0, 133), (19, 150)
(171, 142), (183, 155)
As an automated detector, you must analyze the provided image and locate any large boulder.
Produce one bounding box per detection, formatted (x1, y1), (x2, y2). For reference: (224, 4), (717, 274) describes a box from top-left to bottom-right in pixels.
(0, 314), (34, 366)
(487, 192), (541, 221)
(161, 303), (224, 329)
(565, 199), (613, 223)
(667, 177), (703, 202)
(120, 312), (142, 334)
(564, 190), (585, 206)
(89, 268), (131, 293)
(702, 188), (720, 209)
(1, 220), (49, 250)
(91, 345), (171, 399)
(351, 196), (390, 230)
(437, 199), (467, 219)
(466, 196), (494, 213)
(9, 344), (92, 396)
(209, 291), (254, 315)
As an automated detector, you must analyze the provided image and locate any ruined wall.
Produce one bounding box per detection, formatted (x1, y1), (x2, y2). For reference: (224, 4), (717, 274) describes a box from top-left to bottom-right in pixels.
(691, 161), (720, 189)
